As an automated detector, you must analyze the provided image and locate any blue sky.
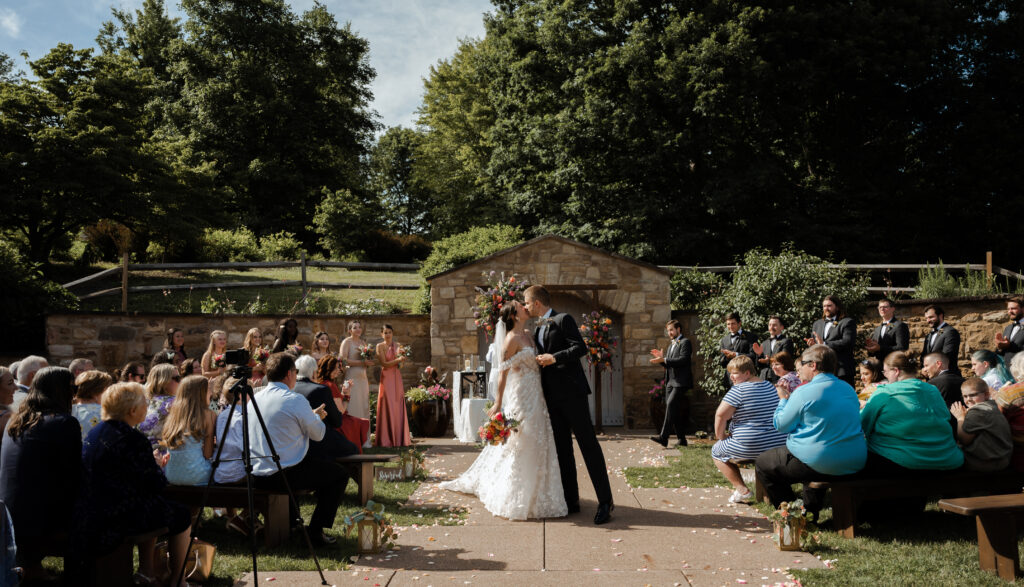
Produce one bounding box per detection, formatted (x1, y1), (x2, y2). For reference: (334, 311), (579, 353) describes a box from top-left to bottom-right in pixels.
(0, 0), (492, 129)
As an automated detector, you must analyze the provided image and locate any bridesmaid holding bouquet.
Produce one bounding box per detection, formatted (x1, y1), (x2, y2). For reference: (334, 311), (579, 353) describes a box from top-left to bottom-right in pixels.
(375, 324), (411, 447)
(339, 320), (371, 420)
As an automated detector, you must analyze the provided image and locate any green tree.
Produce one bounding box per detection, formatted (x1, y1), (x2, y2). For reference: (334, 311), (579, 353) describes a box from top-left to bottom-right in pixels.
(369, 126), (433, 236)
(171, 0), (378, 245)
(691, 247), (869, 396)
(0, 240), (78, 353)
(309, 187), (375, 258)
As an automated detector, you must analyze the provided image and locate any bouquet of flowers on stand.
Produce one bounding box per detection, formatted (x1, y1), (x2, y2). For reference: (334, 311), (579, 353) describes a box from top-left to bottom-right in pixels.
(474, 271), (529, 340)
(478, 412), (520, 446)
(358, 343), (376, 362)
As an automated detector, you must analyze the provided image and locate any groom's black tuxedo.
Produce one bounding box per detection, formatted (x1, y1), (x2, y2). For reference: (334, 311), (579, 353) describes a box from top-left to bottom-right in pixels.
(535, 309), (613, 508)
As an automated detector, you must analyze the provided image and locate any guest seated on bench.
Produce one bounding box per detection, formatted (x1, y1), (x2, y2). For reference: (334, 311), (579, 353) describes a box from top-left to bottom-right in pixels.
(860, 352), (963, 476)
(712, 355), (788, 504)
(75, 382), (192, 586)
(294, 355), (359, 459)
(951, 377), (1012, 472)
(756, 345), (866, 514)
(0, 367), (80, 583)
(162, 375), (217, 486)
(248, 353), (351, 546)
(993, 354), (1024, 471)
(971, 349), (1013, 392)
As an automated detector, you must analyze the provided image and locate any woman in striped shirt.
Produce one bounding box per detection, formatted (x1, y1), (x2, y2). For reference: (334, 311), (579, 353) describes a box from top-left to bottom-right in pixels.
(712, 355), (788, 503)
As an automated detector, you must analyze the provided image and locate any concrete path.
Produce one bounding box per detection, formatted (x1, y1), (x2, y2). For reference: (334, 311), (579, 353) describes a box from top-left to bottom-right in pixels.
(236, 432), (824, 586)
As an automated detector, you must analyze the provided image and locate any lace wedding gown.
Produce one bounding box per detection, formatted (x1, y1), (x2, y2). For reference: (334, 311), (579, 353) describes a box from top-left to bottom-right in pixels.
(440, 347), (568, 520)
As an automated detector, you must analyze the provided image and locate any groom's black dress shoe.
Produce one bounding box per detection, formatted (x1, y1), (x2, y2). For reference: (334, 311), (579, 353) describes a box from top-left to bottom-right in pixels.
(649, 436), (668, 447)
(567, 502), (581, 514)
(594, 502), (614, 525)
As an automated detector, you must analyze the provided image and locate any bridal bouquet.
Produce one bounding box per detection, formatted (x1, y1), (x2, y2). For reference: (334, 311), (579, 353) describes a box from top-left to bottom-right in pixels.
(358, 343), (376, 361)
(474, 271), (529, 340)
(478, 412), (520, 446)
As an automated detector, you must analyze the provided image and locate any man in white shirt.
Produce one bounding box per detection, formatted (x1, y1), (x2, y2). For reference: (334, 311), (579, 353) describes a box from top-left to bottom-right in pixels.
(249, 353), (350, 545)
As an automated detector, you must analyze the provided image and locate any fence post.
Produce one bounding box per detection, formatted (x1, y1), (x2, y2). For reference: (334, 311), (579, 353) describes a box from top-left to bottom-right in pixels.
(120, 253), (129, 312)
(986, 251), (994, 286)
(301, 251), (308, 309)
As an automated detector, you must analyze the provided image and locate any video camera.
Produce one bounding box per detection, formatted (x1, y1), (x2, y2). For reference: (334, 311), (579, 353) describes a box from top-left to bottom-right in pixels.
(223, 348), (252, 380)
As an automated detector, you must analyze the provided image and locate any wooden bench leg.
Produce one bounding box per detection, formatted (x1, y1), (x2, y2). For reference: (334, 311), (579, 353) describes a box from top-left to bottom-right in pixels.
(263, 494), (289, 548)
(977, 512), (1020, 581)
(359, 462), (374, 505)
(830, 485), (857, 538)
(754, 476), (766, 503)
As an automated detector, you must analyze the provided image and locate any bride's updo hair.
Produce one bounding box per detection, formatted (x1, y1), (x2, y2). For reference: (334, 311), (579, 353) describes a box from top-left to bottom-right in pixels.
(499, 301), (518, 332)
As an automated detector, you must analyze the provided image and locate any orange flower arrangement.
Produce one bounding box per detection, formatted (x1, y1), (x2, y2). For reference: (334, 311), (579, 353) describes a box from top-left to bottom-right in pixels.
(579, 311), (619, 371)
(478, 412), (520, 445)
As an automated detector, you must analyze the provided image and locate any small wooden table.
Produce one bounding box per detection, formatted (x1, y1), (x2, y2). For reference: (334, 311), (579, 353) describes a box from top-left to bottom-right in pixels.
(939, 493), (1024, 582)
(337, 453), (399, 505)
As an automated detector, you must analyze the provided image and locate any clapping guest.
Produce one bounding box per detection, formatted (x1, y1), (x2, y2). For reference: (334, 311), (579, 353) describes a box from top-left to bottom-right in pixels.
(311, 331), (333, 362)
(73, 370), (113, 441)
(711, 356), (788, 503)
(718, 313), (758, 390)
(75, 382), (191, 586)
(857, 358), (885, 403)
(202, 330), (229, 378)
(864, 298), (909, 361)
(752, 316), (794, 383)
(649, 319), (693, 448)
(860, 352), (963, 475)
(951, 377), (1012, 472)
(970, 350), (1013, 392)
(755, 345), (866, 513)
(921, 305), (962, 377)
(995, 297), (1024, 364)
(769, 352), (801, 395)
(805, 296), (857, 385)
(162, 376), (216, 486)
(139, 363), (181, 449)
(0, 367), (80, 583)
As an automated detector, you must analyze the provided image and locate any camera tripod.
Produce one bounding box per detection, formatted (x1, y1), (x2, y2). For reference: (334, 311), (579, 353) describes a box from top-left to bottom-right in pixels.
(174, 367), (329, 586)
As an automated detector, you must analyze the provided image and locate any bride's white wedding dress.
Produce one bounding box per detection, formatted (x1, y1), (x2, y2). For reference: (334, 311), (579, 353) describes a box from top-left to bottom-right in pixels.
(440, 346), (568, 520)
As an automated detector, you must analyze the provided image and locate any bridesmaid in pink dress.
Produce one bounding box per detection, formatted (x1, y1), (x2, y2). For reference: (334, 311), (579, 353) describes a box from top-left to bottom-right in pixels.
(375, 324), (412, 447)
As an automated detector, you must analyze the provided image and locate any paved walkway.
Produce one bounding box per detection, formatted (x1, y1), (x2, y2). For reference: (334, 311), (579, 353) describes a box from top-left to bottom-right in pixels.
(237, 432), (824, 586)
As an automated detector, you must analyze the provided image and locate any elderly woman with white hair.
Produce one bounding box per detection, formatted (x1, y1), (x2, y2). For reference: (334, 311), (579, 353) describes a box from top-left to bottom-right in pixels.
(994, 354), (1024, 471)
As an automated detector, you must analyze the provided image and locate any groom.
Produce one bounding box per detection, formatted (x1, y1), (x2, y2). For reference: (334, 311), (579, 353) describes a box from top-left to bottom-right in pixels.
(524, 285), (614, 524)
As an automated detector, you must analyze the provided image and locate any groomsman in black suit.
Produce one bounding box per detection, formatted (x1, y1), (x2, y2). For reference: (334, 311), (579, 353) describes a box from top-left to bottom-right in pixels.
(864, 297), (910, 361)
(649, 319), (692, 448)
(718, 312), (758, 389)
(922, 305), (961, 377)
(995, 297), (1024, 366)
(921, 352), (965, 408)
(752, 315), (794, 383)
(524, 285), (614, 525)
(805, 295), (857, 385)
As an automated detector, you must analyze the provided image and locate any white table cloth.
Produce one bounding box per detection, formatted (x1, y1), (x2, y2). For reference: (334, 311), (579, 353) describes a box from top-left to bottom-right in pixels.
(453, 371), (490, 442)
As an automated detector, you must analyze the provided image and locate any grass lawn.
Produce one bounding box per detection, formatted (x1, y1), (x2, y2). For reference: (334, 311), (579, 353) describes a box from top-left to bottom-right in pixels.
(50, 263), (423, 313)
(624, 444), (1024, 585)
(44, 445), (463, 585)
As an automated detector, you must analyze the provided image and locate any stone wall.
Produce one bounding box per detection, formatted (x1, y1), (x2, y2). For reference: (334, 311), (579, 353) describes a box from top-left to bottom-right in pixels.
(428, 235), (672, 429)
(45, 313), (431, 383)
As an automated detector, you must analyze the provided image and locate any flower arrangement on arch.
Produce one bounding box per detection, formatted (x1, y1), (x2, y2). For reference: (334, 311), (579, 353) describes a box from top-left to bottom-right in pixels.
(579, 310), (619, 370)
(474, 271), (530, 340)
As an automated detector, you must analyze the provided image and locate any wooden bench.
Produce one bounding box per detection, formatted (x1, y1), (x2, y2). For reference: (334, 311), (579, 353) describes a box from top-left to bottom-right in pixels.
(939, 494), (1024, 582)
(808, 469), (1024, 538)
(727, 458), (766, 502)
(163, 485), (291, 547)
(94, 526), (167, 587)
(337, 453), (400, 505)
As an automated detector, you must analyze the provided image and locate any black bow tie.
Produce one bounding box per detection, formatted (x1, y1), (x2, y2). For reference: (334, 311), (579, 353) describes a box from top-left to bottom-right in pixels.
(882, 321), (891, 326)
(825, 318), (835, 323)
(770, 336), (778, 341)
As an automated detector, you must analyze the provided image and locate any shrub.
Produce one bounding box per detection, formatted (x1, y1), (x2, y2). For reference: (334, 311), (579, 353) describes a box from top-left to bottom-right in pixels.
(416, 224), (525, 313)
(258, 231), (306, 262)
(309, 188), (373, 259)
(361, 229), (432, 263)
(199, 228), (260, 262)
(913, 262), (999, 299)
(0, 241), (78, 353)
(671, 268), (727, 310)
(694, 246), (869, 397)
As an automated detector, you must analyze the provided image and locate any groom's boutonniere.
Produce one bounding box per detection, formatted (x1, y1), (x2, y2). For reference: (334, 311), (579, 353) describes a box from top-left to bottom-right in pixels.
(537, 317), (556, 328)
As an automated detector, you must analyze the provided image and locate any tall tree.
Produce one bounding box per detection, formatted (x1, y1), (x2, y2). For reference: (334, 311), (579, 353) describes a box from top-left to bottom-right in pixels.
(171, 0), (378, 245)
(369, 126), (433, 236)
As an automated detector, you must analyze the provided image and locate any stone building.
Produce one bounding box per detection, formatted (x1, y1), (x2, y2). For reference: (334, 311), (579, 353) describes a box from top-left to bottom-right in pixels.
(426, 235), (673, 428)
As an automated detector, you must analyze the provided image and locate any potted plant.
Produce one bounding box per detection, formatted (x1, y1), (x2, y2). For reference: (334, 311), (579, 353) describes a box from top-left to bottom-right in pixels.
(343, 500), (397, 554)
(405, 366), (452, 437)
(648, 378), (666, 428)
(768, 499), (814, 551)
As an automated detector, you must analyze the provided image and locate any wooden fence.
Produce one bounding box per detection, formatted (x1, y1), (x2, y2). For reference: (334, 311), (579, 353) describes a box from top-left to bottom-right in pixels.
(63, 253), (420, 311)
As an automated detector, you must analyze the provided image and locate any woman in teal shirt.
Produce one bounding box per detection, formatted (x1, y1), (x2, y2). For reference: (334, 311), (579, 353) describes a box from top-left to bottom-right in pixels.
(860, 352), (963, 473)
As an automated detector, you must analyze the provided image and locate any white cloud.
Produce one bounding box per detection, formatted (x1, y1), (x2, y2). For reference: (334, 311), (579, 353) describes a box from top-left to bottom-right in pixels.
(0, 8), (23, 39)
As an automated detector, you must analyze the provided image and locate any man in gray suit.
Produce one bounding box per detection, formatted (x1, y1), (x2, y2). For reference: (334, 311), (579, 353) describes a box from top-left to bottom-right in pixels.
(650, 319), (693, 447)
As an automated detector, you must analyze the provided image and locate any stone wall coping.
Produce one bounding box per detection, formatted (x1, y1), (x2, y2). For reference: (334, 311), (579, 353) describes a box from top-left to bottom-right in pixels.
(52, 311), (425, 319)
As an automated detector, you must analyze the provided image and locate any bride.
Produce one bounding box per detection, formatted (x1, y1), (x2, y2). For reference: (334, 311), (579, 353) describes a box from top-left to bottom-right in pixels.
(440, 300), (568, 520)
